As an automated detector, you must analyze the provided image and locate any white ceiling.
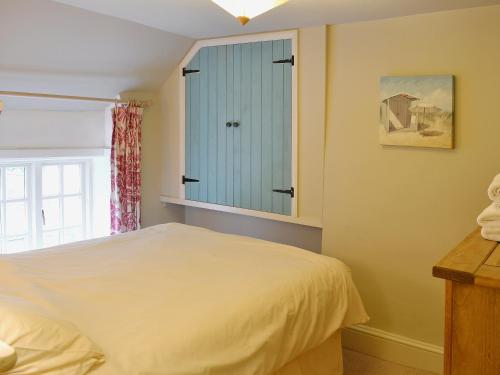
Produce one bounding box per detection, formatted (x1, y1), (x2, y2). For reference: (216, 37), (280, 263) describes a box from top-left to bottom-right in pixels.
(0, 0), (193, 110)
(51, 0), (500, 39)
(1, 0), (499, 111)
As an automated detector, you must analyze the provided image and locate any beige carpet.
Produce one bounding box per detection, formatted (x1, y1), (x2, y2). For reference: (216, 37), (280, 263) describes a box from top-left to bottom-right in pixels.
(343, 349), (439, 375)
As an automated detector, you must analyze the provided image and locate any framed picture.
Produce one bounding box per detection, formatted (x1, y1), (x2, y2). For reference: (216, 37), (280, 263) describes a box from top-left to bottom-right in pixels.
(379, 75), (454, 149)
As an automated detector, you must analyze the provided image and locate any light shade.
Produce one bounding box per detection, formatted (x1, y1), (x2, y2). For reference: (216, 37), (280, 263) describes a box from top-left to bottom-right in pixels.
(211, 0), (289, 25)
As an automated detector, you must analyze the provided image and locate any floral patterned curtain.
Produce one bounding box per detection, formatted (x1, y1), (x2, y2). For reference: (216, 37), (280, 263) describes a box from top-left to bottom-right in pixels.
(110, 104), (143, 234)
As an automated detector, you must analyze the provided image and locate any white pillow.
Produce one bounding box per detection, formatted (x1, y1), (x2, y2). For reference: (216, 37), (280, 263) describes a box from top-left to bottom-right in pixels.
(0, 295), (104, 375)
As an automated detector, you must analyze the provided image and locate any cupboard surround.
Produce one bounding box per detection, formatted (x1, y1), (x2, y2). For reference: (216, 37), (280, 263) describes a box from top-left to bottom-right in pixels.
(160, 27), (327, 229)
(161, 30), (319, 225)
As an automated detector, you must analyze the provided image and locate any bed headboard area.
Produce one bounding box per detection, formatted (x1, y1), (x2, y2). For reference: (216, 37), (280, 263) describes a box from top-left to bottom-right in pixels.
(184, 206), (322, 253)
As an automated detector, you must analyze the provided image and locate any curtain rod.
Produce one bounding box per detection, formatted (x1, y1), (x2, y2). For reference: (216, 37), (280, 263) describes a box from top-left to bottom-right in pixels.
(0, 91), (152, 107)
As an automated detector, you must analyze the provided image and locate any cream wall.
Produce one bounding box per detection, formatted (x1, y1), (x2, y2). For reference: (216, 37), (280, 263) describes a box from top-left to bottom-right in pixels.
(156, 6), (500, 354)
(296, 25), (327, 221)
(323, 5), (500, 347)
(159, 71), (183, 199)
(158, 26), (327, 250)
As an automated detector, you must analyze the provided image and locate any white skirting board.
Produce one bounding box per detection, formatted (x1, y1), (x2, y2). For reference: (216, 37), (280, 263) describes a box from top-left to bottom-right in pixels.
(342, 325), (444, 374)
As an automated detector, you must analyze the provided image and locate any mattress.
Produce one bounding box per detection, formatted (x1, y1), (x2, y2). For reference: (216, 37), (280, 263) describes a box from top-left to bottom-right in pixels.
(92, 330), (344, 375)
(0, 223), (368, 374)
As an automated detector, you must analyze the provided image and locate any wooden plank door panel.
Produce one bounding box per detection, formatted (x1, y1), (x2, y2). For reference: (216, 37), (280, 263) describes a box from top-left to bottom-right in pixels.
(250, 42), (263, 211)
(272, 40), (285, 214)
(233, 44), (242, 208)
(261, 41), (274, 213)
(283, 39), (293, 215)
(185, 39), (293, 215)
(185, 56), (192, 200)
(207, 46), (218, 204)
(217, 45), (227, 205)
(185, 52), (203, 201)
(240, 43), (252, 210)
(226, 44), (234, 207)
(198, 47), (209, 202)
(189, 52), (201, 201)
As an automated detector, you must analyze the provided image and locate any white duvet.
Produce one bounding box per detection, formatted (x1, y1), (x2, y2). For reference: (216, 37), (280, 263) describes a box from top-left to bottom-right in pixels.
(0, 223), (368, 375)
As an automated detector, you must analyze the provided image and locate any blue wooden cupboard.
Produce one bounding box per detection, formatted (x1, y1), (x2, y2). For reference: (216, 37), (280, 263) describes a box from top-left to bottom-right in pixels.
(183, 38), (294, 216)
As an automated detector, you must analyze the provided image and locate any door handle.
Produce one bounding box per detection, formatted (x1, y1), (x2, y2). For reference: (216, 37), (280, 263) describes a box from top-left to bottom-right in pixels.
(233, 122), (240, 128)
(226, 122), (232, 128)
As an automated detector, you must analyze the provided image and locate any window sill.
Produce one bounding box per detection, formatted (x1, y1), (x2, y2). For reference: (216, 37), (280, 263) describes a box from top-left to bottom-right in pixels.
(160, 195), (322, 229)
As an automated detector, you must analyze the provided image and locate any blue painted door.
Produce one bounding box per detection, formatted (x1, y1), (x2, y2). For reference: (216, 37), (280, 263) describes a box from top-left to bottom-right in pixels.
(185, 39), (293, 215)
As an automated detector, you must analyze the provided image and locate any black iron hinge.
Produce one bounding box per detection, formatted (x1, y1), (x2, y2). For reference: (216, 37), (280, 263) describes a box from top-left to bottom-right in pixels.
(182, 67), (200, 76)
(182, 175), (200, 184)
(272, 187), (294, 198)
(273, 55), (294, 66)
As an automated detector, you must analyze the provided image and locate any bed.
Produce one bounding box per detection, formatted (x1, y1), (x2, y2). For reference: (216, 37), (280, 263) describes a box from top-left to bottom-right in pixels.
(0, 223), (368, 375)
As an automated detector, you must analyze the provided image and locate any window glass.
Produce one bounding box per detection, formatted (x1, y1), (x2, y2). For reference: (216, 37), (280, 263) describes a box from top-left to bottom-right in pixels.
(5, 202), (28, 236)
(5, 167), (26, 200)
(43, 230), (61, 248)
(42, 165), (60, 197)
(1, 166), (30, 254)
(4, 236), (29, 254)
(63, 196), (83, 227)
(63, 227), (83, 244)
(0, 204), (3, 238)
(0, 159), (100, 254)
(42, 198), (61, 230)
(63, 164), (82, 195)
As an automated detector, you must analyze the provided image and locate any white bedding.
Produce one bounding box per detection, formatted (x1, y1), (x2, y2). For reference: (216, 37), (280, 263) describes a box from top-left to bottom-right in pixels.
(0, 223), (368, 375)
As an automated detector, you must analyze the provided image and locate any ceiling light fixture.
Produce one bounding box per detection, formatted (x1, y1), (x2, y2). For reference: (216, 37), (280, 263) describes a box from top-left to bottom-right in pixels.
(211, 0), (289, 25)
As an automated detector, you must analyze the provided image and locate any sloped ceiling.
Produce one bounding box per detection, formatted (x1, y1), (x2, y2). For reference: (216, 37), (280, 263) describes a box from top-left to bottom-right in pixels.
(1, 0), (499, 110)
(52, 0), (500, 39)
(0, 0), (193, 109)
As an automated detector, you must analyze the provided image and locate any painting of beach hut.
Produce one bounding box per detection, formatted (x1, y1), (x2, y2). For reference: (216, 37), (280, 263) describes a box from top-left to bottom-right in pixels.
(379, 75), (454, 149)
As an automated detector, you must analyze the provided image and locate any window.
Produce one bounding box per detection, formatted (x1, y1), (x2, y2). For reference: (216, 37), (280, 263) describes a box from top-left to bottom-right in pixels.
(0, 164), (32, 254)
(39, 162), (88, 248)
(0, 157), (110, 255)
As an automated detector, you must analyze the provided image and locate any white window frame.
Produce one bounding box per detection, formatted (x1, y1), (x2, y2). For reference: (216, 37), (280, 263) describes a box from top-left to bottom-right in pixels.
(171, 30), (300, 223)
(0, 157), (94, 253)
(34, 159), (92, 249)
(0, 162), (33, 253)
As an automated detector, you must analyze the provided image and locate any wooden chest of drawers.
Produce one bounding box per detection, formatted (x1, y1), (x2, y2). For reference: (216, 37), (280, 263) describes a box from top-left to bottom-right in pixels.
(433, 229), (500, 375)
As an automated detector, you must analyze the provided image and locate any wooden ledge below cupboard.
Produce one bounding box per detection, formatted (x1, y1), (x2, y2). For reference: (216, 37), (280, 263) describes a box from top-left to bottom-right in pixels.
(433, 228), (500, 375)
